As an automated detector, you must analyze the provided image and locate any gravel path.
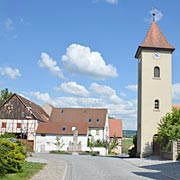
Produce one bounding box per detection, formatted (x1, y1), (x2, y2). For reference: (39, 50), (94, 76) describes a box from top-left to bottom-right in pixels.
(26, 153), (67, 180)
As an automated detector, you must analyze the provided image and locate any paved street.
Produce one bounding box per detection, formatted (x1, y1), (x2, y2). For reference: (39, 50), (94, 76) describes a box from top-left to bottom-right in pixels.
(28, 153), (180, 180)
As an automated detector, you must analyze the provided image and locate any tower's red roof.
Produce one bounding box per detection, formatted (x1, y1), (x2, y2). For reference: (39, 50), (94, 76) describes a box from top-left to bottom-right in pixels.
(135, 21), (175, 58)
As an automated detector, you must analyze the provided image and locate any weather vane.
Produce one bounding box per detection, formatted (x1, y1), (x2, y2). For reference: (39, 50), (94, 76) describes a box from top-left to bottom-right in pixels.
(152, 13), (156, 22)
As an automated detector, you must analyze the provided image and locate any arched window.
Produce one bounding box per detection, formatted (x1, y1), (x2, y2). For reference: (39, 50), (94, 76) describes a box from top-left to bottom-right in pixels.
(154, 66), (160, 78)
(154, 99), (159, 109)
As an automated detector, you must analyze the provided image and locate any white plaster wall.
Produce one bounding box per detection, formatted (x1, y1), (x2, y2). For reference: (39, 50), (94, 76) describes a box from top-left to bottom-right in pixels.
(35, 134), (88, 152)
(89, 129), (104, 141)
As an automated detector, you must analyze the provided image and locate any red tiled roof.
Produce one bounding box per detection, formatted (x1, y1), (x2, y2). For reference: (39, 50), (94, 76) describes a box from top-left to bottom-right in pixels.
(36, 121), (88, 135)
(109, 119), (122, 138)
(172, 104), (180, 109)
(135, 21), (175, 58)
(36, 108), (107, 135)
(49, 108), (107, 128)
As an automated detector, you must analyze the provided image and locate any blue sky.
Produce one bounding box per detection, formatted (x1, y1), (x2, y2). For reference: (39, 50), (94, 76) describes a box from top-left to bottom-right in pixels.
(0, 0), (180, 130)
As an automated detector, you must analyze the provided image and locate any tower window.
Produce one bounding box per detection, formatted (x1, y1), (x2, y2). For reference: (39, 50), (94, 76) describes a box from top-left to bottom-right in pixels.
(154, 66), (160, 78)
(154, 99), (159, 110)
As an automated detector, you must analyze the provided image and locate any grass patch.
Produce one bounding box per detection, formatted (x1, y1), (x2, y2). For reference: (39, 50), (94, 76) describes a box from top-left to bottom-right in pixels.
(1, 161), (45, 180)
(122, 137), (133, 154)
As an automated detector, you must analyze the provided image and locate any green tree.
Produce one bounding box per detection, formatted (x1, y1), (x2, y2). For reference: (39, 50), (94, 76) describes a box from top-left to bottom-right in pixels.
(158, 107), (180, 141)
(0, 88), (13, 105)
(108, 135), (118, 154)
(54, 136), (65, 150)
(157, 107), (180, 147)
(88, 136), (95, 154)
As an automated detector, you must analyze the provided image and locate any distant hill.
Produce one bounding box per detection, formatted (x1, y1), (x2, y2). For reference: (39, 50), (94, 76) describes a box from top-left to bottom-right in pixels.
(123, 130), (137, 138)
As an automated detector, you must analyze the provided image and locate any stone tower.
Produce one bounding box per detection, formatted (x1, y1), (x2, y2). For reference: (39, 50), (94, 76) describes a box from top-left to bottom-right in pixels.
(135, 17), (175, 157)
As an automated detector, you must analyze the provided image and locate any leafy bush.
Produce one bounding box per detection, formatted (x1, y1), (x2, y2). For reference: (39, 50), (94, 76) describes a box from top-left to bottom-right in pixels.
(157, 107), (180, 151)
(94, 139), (106, 147)
(0, 143), (8, 177)
(16, 140), (29, 156)
(158, 108), (180, 142)
(0, 132), (16, 138)
(0, 139), (25, 176)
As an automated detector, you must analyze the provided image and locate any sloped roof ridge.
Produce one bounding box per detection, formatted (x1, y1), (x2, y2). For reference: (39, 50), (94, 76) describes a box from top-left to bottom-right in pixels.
(54, 107), (107, 110)
(16, 93), (49, 121)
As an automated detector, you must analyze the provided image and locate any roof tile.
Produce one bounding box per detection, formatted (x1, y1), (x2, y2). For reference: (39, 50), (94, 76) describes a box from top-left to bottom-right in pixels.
(109, 119), (122, 138)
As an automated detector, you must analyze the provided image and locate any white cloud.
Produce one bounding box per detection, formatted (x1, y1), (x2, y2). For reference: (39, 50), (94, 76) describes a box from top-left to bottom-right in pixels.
(120, 93), (126, 97)
(5, 18), (14, 31)
(38, 52), (64, 79)
(90, 82), (122, 104)
(0, 67), (21, 79)
(28, 83), (137, 130)
(125, 84), (138, 91)
(61, 44), (118, 80)
(149, 8), (163, 22)
(30, 92), (51, 102)
(56, 81), (90, 97)
(172, 83), (180, 101)
(105, 0), (118, 5)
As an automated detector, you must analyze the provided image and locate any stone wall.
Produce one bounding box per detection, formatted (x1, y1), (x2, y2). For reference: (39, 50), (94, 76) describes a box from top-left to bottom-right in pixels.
(160, 141), (177, 161)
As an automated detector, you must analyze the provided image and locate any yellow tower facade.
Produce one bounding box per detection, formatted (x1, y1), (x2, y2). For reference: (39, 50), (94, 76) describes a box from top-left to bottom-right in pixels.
(135, 19), (175, 157)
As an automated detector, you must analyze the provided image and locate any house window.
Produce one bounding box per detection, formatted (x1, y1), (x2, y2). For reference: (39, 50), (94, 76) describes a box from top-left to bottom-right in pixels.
(88, 118), (92, 123)
(154, 99), (159, 110)
(17, 123), (21, 128)
(60, 109), (64, 113)
(154, 66), (160, 78)
(96, 119), (100, 123)
(62, 126), (66, 131)
(2, 122), (6, 128)
(96, 130), (99, 135)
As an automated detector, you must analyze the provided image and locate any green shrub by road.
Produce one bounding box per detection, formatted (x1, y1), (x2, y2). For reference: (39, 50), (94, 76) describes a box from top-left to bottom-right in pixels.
(0, 161), (45, 180)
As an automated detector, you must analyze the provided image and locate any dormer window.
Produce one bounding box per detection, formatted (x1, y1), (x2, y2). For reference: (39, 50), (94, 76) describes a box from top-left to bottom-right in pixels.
(62, 126), (66, 131)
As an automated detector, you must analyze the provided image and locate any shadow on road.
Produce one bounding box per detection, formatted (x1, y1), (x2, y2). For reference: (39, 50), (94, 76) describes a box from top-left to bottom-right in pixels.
(133, 161), (180, 180)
